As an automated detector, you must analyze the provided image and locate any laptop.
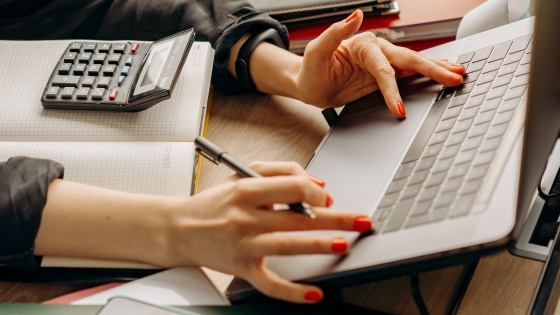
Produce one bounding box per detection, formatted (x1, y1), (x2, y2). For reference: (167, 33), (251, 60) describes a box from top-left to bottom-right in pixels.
(228, 0), (560, 299)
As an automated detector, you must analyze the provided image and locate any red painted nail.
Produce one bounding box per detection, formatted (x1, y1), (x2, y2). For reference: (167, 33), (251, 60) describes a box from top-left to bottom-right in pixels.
(331, 238), (348, 253)
(397, 101), (406, 118)
(307, 174), (326, 187)
(353, 216), (372, 232)
(325, 193), (334, 207)
(345, 10), (358, 23)
(304, 291), (323, 302)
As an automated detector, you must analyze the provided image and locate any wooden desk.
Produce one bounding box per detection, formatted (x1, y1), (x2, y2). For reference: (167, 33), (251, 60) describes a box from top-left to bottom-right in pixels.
(0, 90), (546, 314)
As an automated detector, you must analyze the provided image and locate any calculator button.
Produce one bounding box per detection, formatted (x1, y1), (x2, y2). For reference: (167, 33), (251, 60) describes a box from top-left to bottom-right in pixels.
(45, 86), (60, 98)
(91, 88), (106, 100)
(109, 88), (119, 100)
(125, 56), (133, 66)
(81, 76), (95, 87)
(108, 54), (121, 65)
(83, 43), (96, 52)
(131, 43), (140, 54)
(97, 77), (111, 88)
(121, 66), (130, 76)
(72, 63), (86, 75)
(102, 65), (116, 76)
(98, 43), (111, 53)
(69, 42), (82, 52)
(87, 64), (100, 76)
(92, 53), (107, 64)
(113, 43), (126, 53)
(63, 52), (77, 63)
(118, 75), (126, 86)
(78, 52), (92, 63)
(52, 75), (80, 87)
(61, 87), (75, 99)
(58, 63), (72, 75)
(75, 87), (90, 100)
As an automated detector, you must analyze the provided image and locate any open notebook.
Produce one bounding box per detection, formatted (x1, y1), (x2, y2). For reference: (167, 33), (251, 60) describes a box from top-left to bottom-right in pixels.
(0, 39), (214, 269)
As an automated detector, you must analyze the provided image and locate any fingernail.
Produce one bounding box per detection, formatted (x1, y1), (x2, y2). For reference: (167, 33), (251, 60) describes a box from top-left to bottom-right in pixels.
(451, 63), (463, 67)
(304, 291), (323, 302)
(345, 10), (358, 23)
(331, 238), (348, 253)
(397, 101), (406, 118)
(307, 174), (326, 187)
(353, 216), (372, 232)
(326, 193), (334, 207)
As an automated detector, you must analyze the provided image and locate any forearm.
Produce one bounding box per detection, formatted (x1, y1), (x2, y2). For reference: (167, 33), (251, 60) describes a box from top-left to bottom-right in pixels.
(34, 179), (186, 267)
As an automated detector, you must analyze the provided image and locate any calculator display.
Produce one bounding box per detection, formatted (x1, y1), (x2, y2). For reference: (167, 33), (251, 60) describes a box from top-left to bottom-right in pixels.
(134, 40), (174, 96)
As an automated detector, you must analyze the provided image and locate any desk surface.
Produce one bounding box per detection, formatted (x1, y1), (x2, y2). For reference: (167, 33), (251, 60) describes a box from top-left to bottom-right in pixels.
(0, 91), (547, 314)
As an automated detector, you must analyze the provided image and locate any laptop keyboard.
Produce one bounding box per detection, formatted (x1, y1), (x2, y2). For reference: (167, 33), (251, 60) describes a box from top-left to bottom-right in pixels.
(372, 34), (533, 233)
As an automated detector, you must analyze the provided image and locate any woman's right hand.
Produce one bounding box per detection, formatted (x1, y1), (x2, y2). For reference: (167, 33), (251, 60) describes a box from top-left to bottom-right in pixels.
(160, 161), (372, 304)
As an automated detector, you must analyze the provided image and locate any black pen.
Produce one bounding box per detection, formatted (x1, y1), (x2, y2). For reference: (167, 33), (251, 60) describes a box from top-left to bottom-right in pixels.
(194, 136), (316, 219)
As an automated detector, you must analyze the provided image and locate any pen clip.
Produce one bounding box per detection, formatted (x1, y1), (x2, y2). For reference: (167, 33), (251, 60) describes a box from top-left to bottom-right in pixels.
(195, 148), (219, 165)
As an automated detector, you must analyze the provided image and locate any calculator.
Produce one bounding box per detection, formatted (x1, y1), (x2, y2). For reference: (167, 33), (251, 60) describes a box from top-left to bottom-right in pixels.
(41, 29), (195, 112)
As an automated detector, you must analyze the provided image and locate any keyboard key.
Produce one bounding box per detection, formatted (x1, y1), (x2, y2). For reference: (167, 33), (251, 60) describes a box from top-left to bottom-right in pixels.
(78, 52), (92, 63)
(75, 87), (90, 100)
(51, 75), (80, 87)
(486, 124), (508, 139)
(429, 130), (451, 145)
(520, 53), (532, 65)
(463, 70), (481, 84)
(526, 43), (533, 53)
(486, 85), (508, 100)
(395, 162), (416, 180)
(97, 77), (111, 88)
(402, 184), (422, 199)
(462, 136), (483, 151)
(384, 199), (414, 232)
(480, 98), (502, 113)
(473, 150), (495, 166)
(63, 52), (77, 63)
(442, 177), (463, 192)
(452, 118), (474, 133)
(98, 43), (111, 53)
(469, 122), (490, 138)
(456, 52), (475, 64)
(499, 97), (522, 112)
(131, 43), (141, 54)
(442, 107), (462, 121)
(480, 137), (502, 153)
(60, 87), (75, 99)
(69, 42), (82, 52)
(409, 170), (430, 185)
(447, 131), (467, 146)
(416, 156), (437, 171)
(121, 65), (130, 76)
(504, 51), (524, 65)
(482, 59), (503, 73)
(448, 94), (469, 108)
(108, 54), (122, 65)
(102, 65), (116, 76)
(426, 172), (447, 187)
(464, 94), (486, 109)
(474, 109), (496, 125)
(419, 186), (440, 202)
(498, 62), (519, 76)
(488, 40), (512, 62)
(462, 179), (482, 195)
(467, 164), (489, 181)
(470, 82), (492, 97)
(493, 73), (514, 87)
(387, 178), (407, 194)
(45, 86), (59, 98)
(493, 110), (515, 126)
(72, 63), (86, 75)
(450, 195), (476, 218)
(423, 142), (444, 158)
(449, 164), (469, 179)
(81, 76), (95, 87)
(58, 63), (71, 75)
(379, 192), (399, 208)
(477, 70), (498, 84)
(118, 75), (126, 86)
(440, 144), (461, 159)
(125, 56), (133, 66)
(405, 206), (448, 228)
(83, 42), (96, 52)
(92, 53), (107, 64)
(433, 158), (453, 173)
(435, 118), (456, 133)
(91, 87), (106, 100)
(466, 60), (486, 73)
(455, 82), (476, 96)
(472, 46), (494, 62)
(455, 149), (477, 165)
(411, 201), (432, 217)
(458, 106), (480, 121)
(113, 43), (126, 53)
(435, 192), (456, 208)
(509, 34), (532, 53)
(504, 85), (527, 100)
(87, 64), (100, 76)
(515, 63), (531, 76)
(510, 74), (529, 88)
(109, 88), (119, 101)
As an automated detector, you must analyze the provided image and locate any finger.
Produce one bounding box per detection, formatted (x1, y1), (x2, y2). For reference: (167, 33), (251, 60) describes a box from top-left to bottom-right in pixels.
(247, 161), (307, 177)
(247, 234), (349, 257)
(428, 57), (466, 75)
(304, 9), (363, 61)
(245, 263), (324, 303)
(256, 206), (372, 233)
(377, 40), (464, 87)
(233, 175), (331, 208)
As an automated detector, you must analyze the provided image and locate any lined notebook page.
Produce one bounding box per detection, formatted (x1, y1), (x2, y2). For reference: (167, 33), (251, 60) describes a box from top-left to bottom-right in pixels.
(0, 41), (211, 142)
(0, 142), (195, 196)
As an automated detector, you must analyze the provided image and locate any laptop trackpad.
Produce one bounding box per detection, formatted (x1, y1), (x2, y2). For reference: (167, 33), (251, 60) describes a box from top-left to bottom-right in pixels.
(307, 78), (440, 215)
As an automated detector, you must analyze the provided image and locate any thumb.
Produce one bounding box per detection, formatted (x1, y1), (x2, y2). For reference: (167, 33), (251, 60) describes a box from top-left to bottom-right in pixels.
(305, 9), (363, 60)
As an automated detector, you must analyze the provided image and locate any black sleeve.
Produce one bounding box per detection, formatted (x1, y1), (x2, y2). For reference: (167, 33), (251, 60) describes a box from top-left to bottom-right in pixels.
(0, 157), (64, 270)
